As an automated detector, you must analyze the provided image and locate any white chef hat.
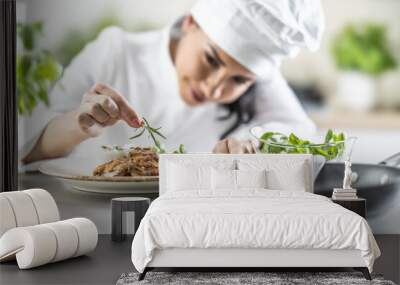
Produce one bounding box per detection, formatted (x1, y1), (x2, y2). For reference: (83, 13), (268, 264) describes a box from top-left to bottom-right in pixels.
(191, 0), (324, 79)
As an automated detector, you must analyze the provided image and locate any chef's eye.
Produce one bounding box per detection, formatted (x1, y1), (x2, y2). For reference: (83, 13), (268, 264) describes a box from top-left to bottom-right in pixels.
(205, 53), (219, 68)
(232, 76), (249, 85)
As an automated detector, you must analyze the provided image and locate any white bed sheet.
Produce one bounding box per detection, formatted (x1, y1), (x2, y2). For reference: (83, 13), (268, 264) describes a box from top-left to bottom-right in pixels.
(131, 190), (380, 273)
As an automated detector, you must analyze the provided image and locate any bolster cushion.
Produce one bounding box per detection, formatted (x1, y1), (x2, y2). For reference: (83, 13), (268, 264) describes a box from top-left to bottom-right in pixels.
(0, 189), (60, 237)
(0, 218), (98, 269)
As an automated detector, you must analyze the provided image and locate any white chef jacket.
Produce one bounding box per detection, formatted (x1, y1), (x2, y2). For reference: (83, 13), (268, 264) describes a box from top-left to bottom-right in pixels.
(19, 25), (315, 161)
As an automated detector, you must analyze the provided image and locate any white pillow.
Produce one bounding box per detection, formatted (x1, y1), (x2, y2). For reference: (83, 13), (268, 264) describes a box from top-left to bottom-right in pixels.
(167, 162), (211, 191)
(211, 169), (268, 191)
(236, 169), (267, 189)
(267, 167), (307, 192)
(237, 158), (311, 192)
(211, 169), (236, 190)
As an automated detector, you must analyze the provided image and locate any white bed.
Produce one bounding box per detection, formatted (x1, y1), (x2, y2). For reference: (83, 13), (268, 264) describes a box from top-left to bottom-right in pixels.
(131, 154), (380, 280)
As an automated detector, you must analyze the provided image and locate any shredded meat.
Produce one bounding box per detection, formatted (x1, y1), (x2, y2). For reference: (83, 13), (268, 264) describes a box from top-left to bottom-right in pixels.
(93, 147), (158, 177)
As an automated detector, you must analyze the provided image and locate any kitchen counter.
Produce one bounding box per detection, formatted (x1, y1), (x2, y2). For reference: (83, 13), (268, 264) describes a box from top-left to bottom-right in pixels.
(310, 110), (400, 129)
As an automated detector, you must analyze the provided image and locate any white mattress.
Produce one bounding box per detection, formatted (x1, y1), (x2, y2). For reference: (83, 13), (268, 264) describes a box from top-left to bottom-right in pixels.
(131, 190), (380, 273)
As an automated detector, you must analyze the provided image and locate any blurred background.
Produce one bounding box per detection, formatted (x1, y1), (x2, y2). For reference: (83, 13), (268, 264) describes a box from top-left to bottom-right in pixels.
(16, 0), (400, 164)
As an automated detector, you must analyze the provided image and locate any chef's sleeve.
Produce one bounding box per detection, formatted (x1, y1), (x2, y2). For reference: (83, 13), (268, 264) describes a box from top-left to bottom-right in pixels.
(229, 71), (316, 140)
(18, 27), (123, 166)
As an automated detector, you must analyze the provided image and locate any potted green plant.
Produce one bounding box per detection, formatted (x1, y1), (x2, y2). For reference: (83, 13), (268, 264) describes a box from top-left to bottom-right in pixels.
(17, 21), (63, 115)
(17, 21), (63, 168)
(331, 23), (396, 112)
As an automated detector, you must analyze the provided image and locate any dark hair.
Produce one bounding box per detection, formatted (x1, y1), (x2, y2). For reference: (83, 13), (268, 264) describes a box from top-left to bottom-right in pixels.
(218, 85), (256, 139)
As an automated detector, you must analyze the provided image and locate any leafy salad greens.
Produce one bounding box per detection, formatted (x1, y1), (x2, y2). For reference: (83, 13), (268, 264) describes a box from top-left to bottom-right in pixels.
(258, 129), (345, 161)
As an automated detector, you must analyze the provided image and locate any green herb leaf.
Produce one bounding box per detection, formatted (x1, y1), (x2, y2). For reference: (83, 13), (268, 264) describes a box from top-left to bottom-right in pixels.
(289, 133), (301, 145)
(150, 127), (167, 139)
(129, 128), (145, 140)
(129, 117), (168, 153)
(325, 129), (333, 143)
(178, 144), (186, 154)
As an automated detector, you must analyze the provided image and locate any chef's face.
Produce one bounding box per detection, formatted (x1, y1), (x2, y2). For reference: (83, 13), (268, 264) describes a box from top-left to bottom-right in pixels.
(173, 15), (256, 106)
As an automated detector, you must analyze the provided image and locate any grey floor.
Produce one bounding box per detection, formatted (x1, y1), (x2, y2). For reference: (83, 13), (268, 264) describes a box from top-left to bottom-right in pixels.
(0, 235), (134, 285)
(1, 235), (399, 285)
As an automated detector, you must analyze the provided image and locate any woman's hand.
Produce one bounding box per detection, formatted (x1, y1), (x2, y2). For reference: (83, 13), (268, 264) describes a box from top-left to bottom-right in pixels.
(77, 83), (143, 137)
(212, 138), (257, 154)
(22, 83), (143, 164)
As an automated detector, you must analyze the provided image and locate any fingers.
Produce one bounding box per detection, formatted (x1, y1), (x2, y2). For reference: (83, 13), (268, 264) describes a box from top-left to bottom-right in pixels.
(77, 83), (139, 137)
(212, 139), (229, 153)
(243, 140), (257, 154)
(77, 113), (102, 137)
(90, 95), (119, 119)
(212, 139), (256, 154)
(78, 113), (96, 129)
(227, 138), (245, 154)
(92, 103), (109, 123)
(249, 140), (257, 153)
(92, 83), (142, 127)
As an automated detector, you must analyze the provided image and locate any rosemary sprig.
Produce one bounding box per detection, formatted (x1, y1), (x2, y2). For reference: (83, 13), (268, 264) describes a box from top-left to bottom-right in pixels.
(101, 118), (186, 154)
(128, 128), (145, 140)
(129, 117), (167, 153)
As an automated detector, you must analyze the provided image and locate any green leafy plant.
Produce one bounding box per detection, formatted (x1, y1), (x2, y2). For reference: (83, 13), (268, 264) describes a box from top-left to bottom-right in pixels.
(258, 129), (345, 161)
(17, 21), (63, 115)
(332, 23), (397, 75)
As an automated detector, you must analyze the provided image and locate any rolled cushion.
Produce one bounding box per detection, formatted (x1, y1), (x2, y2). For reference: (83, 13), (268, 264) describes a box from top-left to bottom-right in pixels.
(0, 218), (98, 269)
(42, 221), (79, 262)
(0, 189), (60, 239)
(24, 189), (60, 224)
(0, 192), (39, 227)
(0, 226), (57, 268)
(0, 196), (17, 237)
(63, 218), (98, 257)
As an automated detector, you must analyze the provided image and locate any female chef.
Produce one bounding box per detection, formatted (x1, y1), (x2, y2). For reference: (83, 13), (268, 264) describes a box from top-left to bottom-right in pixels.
(21, 0), (324, 163)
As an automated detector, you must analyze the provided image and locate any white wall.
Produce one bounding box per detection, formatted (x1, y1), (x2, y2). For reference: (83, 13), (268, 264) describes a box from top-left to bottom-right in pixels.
(18, 0), (196, 50)
(18, 0), (400, 91)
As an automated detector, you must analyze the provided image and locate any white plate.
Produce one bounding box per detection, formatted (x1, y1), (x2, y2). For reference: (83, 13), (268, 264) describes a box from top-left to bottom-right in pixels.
(39, 157), (159, 194)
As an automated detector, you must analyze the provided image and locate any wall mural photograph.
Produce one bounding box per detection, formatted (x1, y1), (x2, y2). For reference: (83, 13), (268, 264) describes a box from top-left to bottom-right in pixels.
(1, 0), (400, 284)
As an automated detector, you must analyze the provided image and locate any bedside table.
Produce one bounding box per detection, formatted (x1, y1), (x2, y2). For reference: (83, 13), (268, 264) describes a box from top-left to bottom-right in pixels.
(111, 197), (151, 242)
(331, 197), (366, 218)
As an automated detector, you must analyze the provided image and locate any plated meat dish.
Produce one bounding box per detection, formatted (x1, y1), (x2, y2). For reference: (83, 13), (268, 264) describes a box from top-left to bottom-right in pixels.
(93, 147), (158, 177)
